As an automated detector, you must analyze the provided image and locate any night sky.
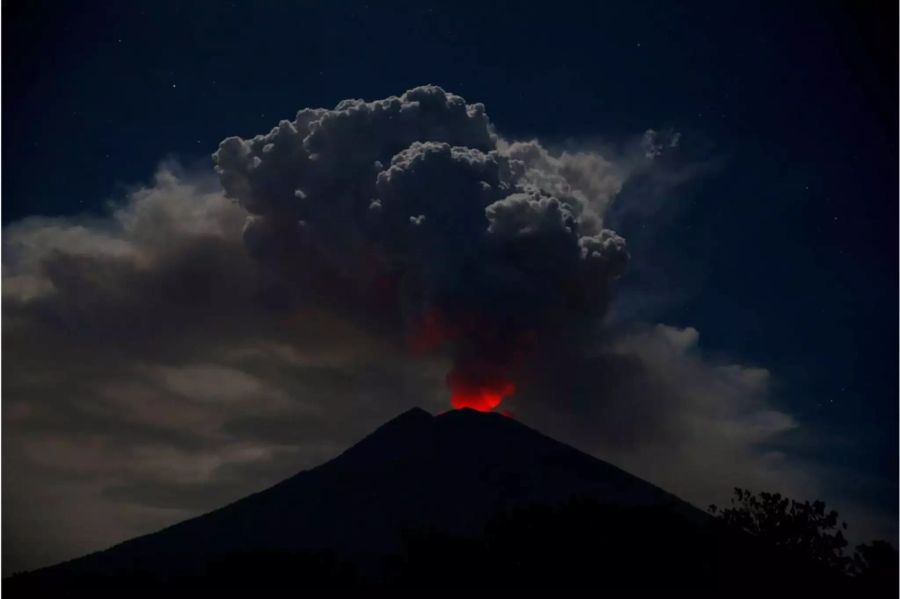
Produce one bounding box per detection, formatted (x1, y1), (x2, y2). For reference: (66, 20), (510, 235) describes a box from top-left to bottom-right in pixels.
(3, 0), (896, 572)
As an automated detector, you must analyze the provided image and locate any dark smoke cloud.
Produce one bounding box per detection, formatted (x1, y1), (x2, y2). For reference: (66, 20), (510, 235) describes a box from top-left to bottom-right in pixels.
(6, 86), (887, 574)
(212, 86), (628, 398)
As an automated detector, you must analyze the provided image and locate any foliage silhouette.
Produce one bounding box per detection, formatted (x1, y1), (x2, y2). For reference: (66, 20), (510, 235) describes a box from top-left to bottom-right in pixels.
(708, 487), (850, 572)
(852, 540), (899, 589)
(386, 498), (850, 589)
(10, 494), (894, 592)
(709, 487), (897, 596)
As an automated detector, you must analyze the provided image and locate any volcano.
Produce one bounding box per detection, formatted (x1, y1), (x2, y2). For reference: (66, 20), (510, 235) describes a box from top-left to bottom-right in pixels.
(7, 408), (845, 591)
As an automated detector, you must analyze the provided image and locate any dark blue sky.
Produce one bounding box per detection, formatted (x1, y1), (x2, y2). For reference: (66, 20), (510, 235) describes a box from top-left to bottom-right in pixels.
(4, 1), (896, 520)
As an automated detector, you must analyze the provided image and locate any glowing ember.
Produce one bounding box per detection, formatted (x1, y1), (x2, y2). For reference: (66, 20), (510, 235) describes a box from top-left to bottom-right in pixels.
(447, 371), (516, 412)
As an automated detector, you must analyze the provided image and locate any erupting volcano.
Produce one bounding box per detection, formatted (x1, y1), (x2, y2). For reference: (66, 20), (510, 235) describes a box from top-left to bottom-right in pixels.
(447, 370), (516, 412)
(409, 309), (519, 411)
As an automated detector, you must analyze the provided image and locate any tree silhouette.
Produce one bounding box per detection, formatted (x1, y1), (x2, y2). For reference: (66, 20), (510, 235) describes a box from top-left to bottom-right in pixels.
(852, 540), (899, 588)
(10, 488), (895, 591)
(708, 487), (850, 572)
(710, 487), (897, 596)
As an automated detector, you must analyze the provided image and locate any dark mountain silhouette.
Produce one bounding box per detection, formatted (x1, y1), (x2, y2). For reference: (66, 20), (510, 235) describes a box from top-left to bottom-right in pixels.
(6, 408), (859, 591)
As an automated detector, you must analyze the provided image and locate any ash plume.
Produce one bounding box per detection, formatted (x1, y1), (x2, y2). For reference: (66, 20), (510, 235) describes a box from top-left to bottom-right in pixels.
(4, 86), (837, 573)
(213, 86), (628, 409)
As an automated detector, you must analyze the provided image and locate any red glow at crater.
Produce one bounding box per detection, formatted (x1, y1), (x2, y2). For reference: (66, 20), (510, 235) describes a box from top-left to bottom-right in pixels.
(447, 371), (516, 412)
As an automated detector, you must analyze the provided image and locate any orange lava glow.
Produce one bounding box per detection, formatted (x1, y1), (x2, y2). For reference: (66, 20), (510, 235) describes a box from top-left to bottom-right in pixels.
(447, 373), (516, 412)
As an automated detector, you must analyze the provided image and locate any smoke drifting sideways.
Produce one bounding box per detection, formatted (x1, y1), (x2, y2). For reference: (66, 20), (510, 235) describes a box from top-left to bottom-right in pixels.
(213, 86), (628, 412)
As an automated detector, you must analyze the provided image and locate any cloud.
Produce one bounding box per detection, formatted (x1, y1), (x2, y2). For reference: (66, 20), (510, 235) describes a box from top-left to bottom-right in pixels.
(512, 324), (813, 507)
(4, 85), (867, 573)
(641, 128), (681, 159)
(497, 138), (625, 222)
(212, 86), (630, 405)
(1, 162), (451, 573)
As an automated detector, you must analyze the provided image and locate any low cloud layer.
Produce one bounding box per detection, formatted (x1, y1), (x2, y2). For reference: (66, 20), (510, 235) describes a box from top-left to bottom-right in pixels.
(2, 87), (865, 573)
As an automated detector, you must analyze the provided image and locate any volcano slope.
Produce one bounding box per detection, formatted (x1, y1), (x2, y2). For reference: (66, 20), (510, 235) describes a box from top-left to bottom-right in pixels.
(8, 408), (850, 590)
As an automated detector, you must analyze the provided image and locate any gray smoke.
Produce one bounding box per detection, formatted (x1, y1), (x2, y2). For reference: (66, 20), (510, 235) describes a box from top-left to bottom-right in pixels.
(213, 86), (627, 400)
(7, 87), (865, 575)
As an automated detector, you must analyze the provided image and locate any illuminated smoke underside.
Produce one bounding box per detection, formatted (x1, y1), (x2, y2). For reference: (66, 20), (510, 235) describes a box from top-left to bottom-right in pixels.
(447, 371), (516, 412)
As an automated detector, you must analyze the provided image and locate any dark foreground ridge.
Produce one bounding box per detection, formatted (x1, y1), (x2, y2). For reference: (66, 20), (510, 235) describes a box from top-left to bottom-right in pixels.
(6, 408), (861, 592)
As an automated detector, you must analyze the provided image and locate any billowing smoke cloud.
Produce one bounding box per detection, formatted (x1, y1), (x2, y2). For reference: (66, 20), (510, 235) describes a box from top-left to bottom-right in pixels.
(212, 86), (627, 410)
(6, 86), (889, 574)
